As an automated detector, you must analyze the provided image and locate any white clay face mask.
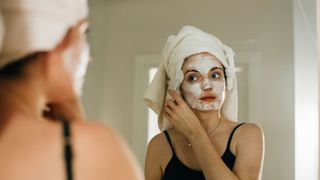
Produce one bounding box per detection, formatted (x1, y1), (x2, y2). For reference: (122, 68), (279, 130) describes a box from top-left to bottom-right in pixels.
(63, 40), (90, 96)
(181, 55), (226, 111)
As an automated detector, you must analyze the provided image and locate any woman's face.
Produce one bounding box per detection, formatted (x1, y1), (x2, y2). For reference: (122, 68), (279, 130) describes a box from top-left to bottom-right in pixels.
(62, 21), (90, 96)
(180, 53), (226, 111)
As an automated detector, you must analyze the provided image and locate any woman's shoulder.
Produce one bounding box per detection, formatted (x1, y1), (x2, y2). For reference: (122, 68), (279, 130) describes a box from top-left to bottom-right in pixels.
(233, 122), (264, 152)
(224, 120), (263, 138)
(230, 122), (264, 177)
(146, 129), (177, 161)
(236, 122), (264, 139)
(147, 131), (169, 154)
(146, 130), (173, 176)
(147, 128), (177, 151)
(70, 120), (144, 179)
(71, 121), (118, 141)
(71, 120), (134, 157)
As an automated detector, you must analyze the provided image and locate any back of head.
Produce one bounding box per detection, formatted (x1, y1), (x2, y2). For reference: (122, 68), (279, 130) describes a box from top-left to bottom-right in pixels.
(0, 0), (88, 70)
(0, 5), (3, 53)
(0, 0), (89, 122)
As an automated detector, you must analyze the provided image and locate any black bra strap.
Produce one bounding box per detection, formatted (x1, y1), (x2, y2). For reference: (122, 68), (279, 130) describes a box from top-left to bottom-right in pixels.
(164, 130), (176, 155)
(63, 121), (73, 180)
(226, 123), (245, 150)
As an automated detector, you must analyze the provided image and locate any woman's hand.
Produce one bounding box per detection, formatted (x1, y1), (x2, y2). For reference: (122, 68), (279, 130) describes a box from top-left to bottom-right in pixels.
(164, 90), (204, 139)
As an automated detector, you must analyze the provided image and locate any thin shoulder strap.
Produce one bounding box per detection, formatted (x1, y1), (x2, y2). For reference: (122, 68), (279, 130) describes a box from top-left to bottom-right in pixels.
(226, 123), (246, 150)
(63, 120), (73, 180)
(163, 130), (176, 155)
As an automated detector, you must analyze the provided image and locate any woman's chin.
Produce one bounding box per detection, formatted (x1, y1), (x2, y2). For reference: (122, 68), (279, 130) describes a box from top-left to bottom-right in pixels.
(191, 105), (220, 112)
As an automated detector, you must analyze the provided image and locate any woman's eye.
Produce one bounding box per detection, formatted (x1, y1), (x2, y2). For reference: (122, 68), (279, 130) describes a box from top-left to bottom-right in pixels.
(187, 75), (198, 82)
(211, 73), (221, 79)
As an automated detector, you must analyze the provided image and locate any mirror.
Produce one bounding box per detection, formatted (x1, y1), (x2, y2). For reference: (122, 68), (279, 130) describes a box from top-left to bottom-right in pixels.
(82, 0), (319, 179)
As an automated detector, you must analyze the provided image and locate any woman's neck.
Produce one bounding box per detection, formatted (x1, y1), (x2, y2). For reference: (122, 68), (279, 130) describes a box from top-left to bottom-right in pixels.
(0, 77), (46, 122)
(193, 109), (222, 133)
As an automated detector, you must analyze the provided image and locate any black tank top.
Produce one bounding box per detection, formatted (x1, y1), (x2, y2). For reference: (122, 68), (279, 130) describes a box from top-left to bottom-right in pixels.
(162, 123), (245, 180)
(63, 120), (73, 180)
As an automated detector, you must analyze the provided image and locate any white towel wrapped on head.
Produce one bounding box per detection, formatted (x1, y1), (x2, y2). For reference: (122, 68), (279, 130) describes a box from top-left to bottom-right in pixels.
(0, 5), (4, 53)
(0, 0), (88, 69)
(144, 25), (238, 131)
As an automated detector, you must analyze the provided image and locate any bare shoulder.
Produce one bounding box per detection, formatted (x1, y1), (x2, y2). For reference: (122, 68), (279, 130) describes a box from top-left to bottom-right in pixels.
(234, 122), (265, 154)
(148, 131), (168, 150)
(71, 121), (120, 146)
(237, 123), (264, 141)
(71, 120), (135, 160)
(147, 129), (174, 158)
(71, 121), (143, 180)
(147, 131), (171, 161)
(145, 131), (172, 179)
(232, 123), (265, 179)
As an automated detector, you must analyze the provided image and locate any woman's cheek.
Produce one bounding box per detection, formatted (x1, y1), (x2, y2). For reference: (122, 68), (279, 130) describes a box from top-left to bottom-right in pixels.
(213, 81), (225, 97)
(182, 82), (202, 99)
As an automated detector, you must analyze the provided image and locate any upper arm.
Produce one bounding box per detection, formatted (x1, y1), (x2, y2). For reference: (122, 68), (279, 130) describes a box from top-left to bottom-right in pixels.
(73, 122), (143, 180)
(233, 123), (265, 180)
(145, 134), (164, 180)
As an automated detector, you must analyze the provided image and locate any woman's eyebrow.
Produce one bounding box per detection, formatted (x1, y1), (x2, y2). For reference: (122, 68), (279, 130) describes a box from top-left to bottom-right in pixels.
(184, 69), (199, 75)
(184, 67), (223, 75)
(210, 67), (223, 71)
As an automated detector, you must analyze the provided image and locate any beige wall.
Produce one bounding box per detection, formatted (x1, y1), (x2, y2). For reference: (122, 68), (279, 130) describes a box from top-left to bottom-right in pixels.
(83, 0), (295, 179)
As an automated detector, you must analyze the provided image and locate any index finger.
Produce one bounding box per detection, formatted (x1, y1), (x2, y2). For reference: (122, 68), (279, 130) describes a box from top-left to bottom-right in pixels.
(169, 90), (185, 105)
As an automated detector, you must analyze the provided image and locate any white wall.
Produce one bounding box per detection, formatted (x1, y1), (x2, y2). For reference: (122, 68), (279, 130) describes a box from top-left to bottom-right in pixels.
(82, 0), (109, 120)
(294, 0), (318, 179)
(83, 0), (295, 179)
(293, 0), (320, 179)
(318, 0), (320, 178)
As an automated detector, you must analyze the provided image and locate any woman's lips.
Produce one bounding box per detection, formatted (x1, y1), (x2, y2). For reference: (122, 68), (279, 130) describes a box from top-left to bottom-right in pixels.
(200, 96), (217, 102)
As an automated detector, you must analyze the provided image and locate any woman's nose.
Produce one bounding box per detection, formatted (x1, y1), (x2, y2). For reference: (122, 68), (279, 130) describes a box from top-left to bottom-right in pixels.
(201, 78), (212, 91)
